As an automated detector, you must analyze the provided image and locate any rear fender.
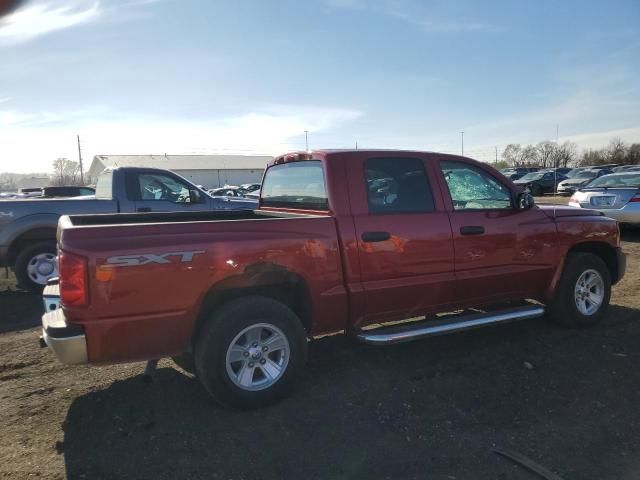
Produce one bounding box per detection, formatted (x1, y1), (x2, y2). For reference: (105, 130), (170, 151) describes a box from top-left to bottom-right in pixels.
(191, 262), (312, 346)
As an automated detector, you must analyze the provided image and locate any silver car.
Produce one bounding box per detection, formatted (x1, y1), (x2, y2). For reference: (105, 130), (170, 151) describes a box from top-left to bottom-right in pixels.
(568, 172), (640, 224)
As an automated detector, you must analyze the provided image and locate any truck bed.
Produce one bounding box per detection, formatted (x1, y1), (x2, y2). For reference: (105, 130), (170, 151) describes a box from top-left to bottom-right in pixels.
(58, 208), (346, 363)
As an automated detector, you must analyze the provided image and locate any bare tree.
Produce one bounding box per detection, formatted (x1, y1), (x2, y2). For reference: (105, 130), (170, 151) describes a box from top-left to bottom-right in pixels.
(521, 145), (538, 166)
(0, 173), (18, 192)
(52, 158), (82, 186)
(536, 141), (556, 168)
(606, 137), (627, 163)
(627, 143), (640, 165)
(580, 148), (606, 166)
(553, 141), (578, 168)
(502, 144), (522, 167)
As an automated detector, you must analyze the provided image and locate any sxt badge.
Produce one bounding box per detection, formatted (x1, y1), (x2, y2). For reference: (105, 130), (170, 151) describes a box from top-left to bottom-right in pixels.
(105, 250), (205, 267)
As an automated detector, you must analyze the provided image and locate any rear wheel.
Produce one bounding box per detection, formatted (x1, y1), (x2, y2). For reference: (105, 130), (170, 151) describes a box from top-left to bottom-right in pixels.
(547, 252), (611, 328)
(194, 296), (307, 409)
(14, 242), (58, 293)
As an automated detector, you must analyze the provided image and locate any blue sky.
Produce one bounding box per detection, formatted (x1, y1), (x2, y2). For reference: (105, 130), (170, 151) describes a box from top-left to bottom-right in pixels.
(0, 0), (639, 173)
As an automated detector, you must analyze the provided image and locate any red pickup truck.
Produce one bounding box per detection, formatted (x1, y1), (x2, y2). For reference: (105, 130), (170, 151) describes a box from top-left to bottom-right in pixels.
(41, 150), (626, 408)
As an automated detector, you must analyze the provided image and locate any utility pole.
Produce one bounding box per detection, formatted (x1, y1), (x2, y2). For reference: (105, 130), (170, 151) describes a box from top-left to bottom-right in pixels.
(304, 130), (309, 151)
(554, 125), (559, 194)
(76, 134), (84, 184)
(495, 146), (498, 165)
(460, 131), (464, 156)
(355, 141), (358, 150)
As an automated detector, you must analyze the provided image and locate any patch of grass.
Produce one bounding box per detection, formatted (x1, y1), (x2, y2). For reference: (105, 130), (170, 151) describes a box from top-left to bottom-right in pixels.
(0, 269), (18, 291)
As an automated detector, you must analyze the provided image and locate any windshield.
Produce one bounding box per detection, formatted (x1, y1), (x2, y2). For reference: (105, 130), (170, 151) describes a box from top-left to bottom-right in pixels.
(261, 161), (328, 210)
(519, 172), (544, 181)
(574, 171), (598, 179)
(585, 173), (640, 188)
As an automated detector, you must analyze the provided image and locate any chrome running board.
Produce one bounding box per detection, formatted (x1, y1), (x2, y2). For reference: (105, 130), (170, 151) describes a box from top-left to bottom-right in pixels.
(356, 305), (545, 345)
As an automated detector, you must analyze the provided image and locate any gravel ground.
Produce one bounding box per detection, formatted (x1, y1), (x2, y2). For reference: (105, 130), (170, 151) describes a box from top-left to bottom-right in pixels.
(0, 200), (638, 479)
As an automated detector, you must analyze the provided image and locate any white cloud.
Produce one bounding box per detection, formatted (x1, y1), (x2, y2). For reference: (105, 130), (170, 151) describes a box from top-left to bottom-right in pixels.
(0, 105), (363, 173)
(562, 127), (640, 151)
(0, 2), (99, 46)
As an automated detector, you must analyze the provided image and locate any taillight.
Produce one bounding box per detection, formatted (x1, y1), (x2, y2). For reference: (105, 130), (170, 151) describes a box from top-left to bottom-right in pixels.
(59, 251), (88, 307)
(569, 194), (578, 203)
(628, 194), (640, 203)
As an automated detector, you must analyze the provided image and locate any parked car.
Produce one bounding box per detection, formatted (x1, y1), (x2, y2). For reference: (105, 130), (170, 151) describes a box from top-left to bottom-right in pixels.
(238, 183), (261, 194)
(539, 167), (572, 175)
(40, 150), (624, 409)
(566, 167), (588, 178)
(568, 172), (640, 225)
(41, 186), (95, 198)
(0, 167), (257, 291)
(18, 187), (44, 195)
(209, 186), (245, 197)
(499, 167), (539, 181)
(513, 171), (567, 195)
(612, 165), (640, 173)
(16, 187), (44, 198)
(557, 169), (611, 195)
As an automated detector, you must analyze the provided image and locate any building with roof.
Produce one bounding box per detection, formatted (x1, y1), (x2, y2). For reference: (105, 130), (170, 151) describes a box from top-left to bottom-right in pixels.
(86, 154), (271, 188)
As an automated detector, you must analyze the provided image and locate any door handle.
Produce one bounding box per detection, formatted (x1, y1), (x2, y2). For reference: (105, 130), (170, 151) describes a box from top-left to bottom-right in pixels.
(361, 231), (391, 242)
(460, 226), (485, 235)
(137, 207), (152, 212)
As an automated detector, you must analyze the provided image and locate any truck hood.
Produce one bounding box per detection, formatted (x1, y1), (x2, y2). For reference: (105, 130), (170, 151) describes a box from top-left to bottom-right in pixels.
(537, 205), (603, 218)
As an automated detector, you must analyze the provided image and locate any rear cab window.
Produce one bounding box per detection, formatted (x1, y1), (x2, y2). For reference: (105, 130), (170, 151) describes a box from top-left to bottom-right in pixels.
(261, 161), (328, 211)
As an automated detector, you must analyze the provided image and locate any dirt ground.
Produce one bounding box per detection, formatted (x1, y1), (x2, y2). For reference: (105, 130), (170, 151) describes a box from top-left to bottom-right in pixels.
(1, 199), (639, 479)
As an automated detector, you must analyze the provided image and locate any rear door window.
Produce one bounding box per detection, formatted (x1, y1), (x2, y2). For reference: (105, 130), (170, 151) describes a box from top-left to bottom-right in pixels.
(364, 157), (435, 214)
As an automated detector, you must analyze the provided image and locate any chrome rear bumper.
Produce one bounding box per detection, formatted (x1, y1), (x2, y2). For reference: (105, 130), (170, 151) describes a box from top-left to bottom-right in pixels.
(40, 281), (87, 365)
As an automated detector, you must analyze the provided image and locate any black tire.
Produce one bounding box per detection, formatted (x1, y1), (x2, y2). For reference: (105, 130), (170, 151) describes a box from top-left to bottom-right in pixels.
(547, 252), (611, 328)
(172, 352), (196, 375)
(194, 296), (308, 409)
(14, 241), (57, 293)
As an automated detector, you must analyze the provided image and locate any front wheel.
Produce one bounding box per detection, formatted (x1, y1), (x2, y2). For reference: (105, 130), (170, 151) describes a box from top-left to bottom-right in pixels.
(194, 296), (307, 409)
(547, 252), (611, 328)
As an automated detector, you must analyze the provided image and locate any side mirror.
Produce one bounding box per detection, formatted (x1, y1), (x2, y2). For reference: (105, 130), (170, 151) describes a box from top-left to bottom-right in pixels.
(517, 192), (535, 210)
(189, 189), (203, 204)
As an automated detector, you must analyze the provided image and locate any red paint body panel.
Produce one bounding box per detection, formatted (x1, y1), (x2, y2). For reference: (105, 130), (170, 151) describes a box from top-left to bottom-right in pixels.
(57, 150), (623, 365)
